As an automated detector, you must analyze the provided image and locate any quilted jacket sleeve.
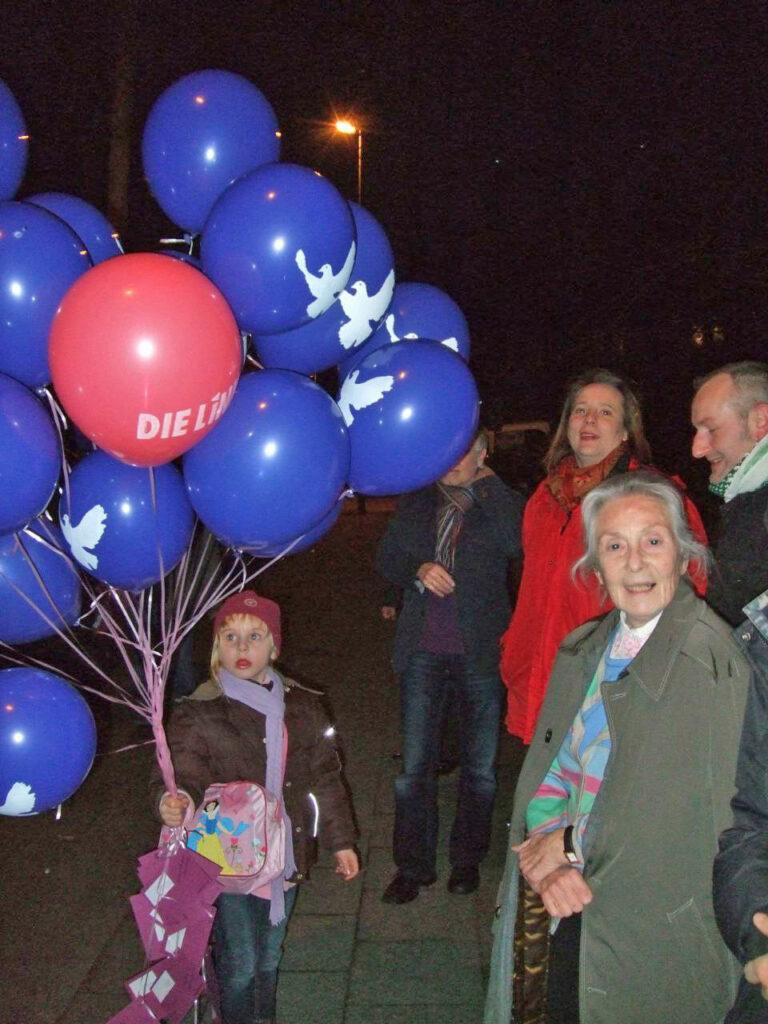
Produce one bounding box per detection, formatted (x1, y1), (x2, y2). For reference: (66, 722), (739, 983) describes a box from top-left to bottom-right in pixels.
(306, 697), (358, 853)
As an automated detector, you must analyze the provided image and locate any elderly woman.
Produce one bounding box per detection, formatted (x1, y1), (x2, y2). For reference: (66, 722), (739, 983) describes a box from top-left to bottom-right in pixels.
(500, 369), (706, 745)
(486, 472), (749, 1024)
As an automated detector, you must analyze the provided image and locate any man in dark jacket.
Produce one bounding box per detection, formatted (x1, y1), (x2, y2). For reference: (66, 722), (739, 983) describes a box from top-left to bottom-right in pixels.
(691, 360), (768, 626)
(698, 361), (768, 1022)
(377, 430), (523, 903)
(714, 593), (768, 1023)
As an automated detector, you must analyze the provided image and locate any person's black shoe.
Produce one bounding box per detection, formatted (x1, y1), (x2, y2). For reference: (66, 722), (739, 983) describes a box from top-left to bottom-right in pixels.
(447, 866), (480, 895)
(382, 872), (437, 904)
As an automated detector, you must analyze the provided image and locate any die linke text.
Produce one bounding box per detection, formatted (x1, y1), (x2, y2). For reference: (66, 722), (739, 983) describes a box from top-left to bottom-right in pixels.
(135, 385), (237, 441)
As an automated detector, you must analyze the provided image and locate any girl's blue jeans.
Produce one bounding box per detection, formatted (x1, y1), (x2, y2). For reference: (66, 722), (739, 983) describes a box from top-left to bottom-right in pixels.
(212, 885), (298, 1023)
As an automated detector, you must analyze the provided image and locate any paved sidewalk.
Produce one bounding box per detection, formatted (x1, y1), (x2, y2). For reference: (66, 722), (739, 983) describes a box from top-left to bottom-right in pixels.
(0, 510), (524, 1024)
(278, 735), (523, 1024)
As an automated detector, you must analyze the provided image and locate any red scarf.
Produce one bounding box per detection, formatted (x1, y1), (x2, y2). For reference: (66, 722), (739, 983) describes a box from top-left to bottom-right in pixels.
(546, 442), (628, 513)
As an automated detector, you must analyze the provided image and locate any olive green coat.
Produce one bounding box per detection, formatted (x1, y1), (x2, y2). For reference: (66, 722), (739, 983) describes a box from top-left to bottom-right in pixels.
(485, 582), (749, 1024)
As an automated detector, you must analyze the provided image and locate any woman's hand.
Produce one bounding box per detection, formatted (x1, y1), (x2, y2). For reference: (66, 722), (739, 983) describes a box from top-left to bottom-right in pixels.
(417, 562), (455, 597)
(159, 792), (190, 828)
(538, 866), (593, 917)
(334, 848), (360, 881)
(513, 829), (569, 891)
(744, 912), (768, 1000)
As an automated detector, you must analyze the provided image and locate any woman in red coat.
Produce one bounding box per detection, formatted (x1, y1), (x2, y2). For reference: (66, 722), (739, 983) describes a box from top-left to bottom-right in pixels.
(500, 369), (707, 743)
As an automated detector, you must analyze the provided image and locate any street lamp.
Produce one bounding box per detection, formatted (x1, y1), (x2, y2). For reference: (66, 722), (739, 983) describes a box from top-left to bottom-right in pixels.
(334, 118), (363, 205)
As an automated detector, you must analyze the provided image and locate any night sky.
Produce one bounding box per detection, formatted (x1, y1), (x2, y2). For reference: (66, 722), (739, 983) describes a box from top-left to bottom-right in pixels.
(4, 0), (768, 479)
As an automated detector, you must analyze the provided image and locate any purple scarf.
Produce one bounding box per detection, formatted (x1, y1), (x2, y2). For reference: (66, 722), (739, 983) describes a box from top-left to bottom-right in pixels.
(219, 667), (297, 924)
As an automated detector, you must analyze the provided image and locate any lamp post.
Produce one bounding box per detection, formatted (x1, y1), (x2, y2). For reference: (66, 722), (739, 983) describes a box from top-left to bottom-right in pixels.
(334, 118), (363, 205)
(334, 118), (365, 513)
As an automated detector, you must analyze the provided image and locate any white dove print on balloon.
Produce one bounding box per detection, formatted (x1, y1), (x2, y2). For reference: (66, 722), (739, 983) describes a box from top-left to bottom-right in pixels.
(295, 241), (356, 318)
(337, 370), (395, 427)
(338, 268), (396, 350)
(61, 504), (108, 570)
(382, 312), (459, 352)
(0, 781), (36, 816)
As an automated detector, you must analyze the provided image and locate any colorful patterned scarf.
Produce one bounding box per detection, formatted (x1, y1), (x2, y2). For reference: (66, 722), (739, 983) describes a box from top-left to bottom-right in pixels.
(434, 482), (476, 572)
(546, 442), (628, 513)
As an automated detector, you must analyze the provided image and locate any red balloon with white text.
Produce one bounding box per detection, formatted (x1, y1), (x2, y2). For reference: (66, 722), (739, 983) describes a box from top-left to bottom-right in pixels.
(50, 253), (241, 466)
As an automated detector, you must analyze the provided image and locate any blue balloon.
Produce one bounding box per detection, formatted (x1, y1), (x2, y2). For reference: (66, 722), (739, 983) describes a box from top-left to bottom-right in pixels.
(184, 370), (349, 549)
(0, 373), (60, 533)
(339, 281), (471, 376)
(202, 163), (356, 336)
(142, 69), (280, 233)
(339, 340), (479, 496)
(254, 202), (395, 374)
(27, 192), (122, 264)
(59, 451), (195, 590)
(244, 496), (343, 558)
(0, 522), (81, 644)
(0, 668), (96, 816)
(0, 80), (28, 201)
(0, 201), (91, 387)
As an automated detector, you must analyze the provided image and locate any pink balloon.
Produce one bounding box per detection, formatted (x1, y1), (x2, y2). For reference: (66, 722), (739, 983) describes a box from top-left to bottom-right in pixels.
(50, 253), (242, 466)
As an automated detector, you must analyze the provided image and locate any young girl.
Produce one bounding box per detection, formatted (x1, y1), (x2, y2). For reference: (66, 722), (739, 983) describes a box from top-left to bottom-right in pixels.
(154, 590), (359, 1024)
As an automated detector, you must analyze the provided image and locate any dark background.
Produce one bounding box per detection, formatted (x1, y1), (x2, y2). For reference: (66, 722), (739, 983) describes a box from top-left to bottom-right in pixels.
(4, 0), (768, 489)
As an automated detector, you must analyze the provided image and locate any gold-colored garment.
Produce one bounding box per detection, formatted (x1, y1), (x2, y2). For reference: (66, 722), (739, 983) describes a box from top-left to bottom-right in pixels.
(513, 875), (550, 1024)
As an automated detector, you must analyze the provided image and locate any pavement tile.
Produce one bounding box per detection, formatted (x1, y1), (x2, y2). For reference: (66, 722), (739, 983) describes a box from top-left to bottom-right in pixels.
(353, 936), (481, 973)
(358, 885), (477, 942)
(278, 970), (347, 1024)
(345, 1004), (483, 1023)
(294, 866), (363, 915)
(281, 914), (357, 971)
(349, 963), (484, 1006)
(57, 911), (146, 1024)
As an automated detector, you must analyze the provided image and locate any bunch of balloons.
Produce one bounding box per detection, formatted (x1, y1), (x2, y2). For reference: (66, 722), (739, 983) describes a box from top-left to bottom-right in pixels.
(0, 66), (484, 815)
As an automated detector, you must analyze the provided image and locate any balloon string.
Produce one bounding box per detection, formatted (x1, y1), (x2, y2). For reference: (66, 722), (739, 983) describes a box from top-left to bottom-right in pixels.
(158, 232), (197, 256)
(8, 530), (82, 644)
(1, 495), (343, 797)
(100, 738), (155, 755)
(37, 387), (73, 508)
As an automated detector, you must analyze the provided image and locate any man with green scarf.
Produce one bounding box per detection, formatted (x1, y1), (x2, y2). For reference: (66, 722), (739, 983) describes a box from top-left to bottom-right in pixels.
(691, 360), (768, 626)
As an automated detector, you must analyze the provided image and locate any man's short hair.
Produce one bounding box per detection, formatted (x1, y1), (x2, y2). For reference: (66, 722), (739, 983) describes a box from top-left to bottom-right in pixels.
(695, 361), (768, 419)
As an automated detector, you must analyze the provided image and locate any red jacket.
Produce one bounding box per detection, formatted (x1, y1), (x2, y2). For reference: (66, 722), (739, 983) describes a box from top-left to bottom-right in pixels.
(500, 461), (707, 743)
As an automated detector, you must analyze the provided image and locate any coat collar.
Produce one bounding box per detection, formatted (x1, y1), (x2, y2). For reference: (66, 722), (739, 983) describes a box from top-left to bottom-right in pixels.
(558, 578), (705, 702)
(185, 669), (290, 702)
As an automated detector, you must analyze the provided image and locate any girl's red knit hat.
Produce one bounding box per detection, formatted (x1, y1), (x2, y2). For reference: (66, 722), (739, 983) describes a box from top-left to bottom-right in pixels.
(213, 591), (282, 653)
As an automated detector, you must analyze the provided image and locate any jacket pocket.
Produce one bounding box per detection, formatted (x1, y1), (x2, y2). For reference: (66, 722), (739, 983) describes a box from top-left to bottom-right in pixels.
(667, 897), (732, 1021)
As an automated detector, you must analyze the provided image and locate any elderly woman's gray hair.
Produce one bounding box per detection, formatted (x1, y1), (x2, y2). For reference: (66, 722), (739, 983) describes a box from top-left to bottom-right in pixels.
(573, 471), (710, 579)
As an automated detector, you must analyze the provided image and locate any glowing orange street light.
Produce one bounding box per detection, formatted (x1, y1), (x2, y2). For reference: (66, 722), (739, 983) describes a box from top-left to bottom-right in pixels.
(334, 118), (363, 205)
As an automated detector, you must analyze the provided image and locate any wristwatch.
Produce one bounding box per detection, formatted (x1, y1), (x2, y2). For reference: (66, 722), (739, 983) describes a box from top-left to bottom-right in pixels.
(563, 825), (580, 865)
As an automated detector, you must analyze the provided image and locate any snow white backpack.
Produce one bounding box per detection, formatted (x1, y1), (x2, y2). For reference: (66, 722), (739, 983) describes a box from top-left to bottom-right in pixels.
(162, 780), (286, 895)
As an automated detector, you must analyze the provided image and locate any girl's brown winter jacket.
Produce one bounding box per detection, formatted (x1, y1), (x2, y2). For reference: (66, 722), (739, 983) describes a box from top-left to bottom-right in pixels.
(150, 673), (357, 880)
